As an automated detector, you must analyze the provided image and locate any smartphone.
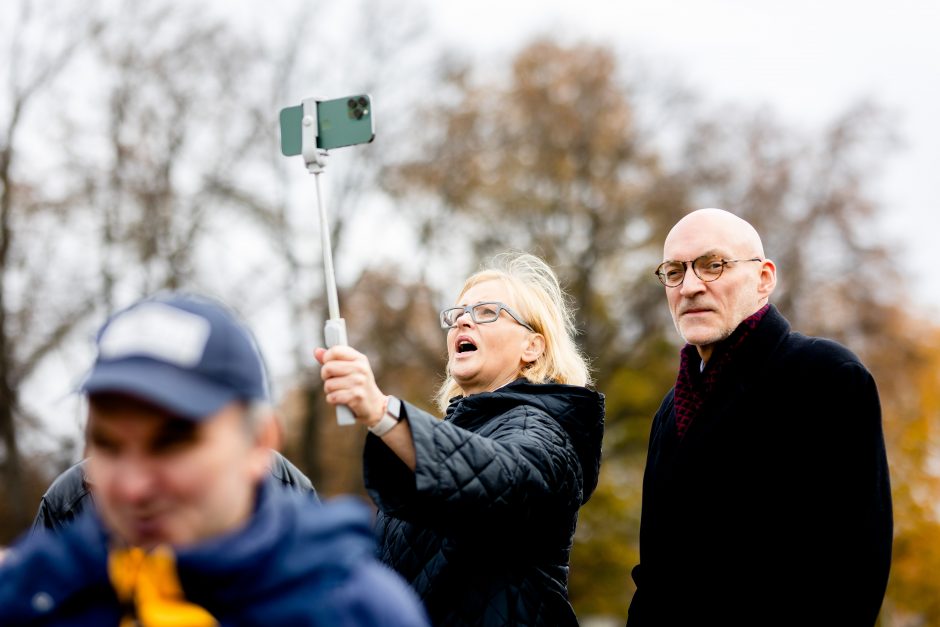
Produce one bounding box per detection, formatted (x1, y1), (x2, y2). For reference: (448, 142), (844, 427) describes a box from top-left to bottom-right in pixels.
(279, 94), (375, 156)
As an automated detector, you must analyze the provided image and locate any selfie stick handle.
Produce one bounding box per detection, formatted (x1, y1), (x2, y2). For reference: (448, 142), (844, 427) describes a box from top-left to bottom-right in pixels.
(303, 98), (355, 426)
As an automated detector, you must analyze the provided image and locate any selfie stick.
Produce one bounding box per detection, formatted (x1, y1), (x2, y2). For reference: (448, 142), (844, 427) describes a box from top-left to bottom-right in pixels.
(301, 97), (355, 426)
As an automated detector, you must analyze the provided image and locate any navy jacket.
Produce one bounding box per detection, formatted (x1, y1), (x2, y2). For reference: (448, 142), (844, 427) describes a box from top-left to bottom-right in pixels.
(1, 479), (429, 626)
(628, 306), (892, 626)
(365, 380), (605, 626)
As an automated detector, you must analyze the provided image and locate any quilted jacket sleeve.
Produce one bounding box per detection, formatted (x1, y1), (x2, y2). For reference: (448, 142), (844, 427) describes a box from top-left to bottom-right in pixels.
(364, 401), (583, 530)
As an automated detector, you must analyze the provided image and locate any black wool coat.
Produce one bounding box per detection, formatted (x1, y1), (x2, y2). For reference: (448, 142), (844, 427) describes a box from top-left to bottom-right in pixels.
(364, 380), (605, 626)
(628, 305), (893, 627)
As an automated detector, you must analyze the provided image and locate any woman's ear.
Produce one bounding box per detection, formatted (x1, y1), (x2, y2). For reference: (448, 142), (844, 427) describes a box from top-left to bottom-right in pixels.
(521, 333), (546, 364)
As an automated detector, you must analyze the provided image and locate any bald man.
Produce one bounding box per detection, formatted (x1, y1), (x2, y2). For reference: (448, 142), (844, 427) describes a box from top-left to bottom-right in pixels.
(627, 209), (892, 626)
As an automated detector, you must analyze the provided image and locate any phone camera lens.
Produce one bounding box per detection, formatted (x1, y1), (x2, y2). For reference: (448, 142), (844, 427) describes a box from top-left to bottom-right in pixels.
(353, 109), (364, 120)
(358, 97), (368, 107)
(347, 99), (357, 109)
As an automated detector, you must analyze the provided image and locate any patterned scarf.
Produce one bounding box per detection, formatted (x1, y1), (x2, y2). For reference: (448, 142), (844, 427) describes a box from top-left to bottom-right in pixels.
(674, 304), (770, 439)
(109, 545), (218, 627)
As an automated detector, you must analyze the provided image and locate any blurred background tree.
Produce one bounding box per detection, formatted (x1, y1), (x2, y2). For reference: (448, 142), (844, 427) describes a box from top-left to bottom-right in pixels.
(1, 3), (938, 625)
(0, 0), (432, 534)
(1, 1), (107, 534)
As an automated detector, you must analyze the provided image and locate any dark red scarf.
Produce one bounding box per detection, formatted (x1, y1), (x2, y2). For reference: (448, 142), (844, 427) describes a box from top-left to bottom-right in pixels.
(674, 304), (770, 439)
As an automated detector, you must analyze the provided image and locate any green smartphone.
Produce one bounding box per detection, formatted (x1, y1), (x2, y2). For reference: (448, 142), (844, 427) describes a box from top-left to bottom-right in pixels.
(279, 94), (375, 156)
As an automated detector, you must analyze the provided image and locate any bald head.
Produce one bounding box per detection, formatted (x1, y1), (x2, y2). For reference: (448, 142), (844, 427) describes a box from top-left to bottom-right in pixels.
(664, 208), (765, 260)
(661, 208), (776, 362)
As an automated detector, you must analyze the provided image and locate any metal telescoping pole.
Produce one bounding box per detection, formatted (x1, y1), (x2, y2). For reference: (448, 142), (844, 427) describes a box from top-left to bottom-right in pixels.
(302, 98), (355, 426)
(315, 172), (340, 321)
(314, 172), (355, 425)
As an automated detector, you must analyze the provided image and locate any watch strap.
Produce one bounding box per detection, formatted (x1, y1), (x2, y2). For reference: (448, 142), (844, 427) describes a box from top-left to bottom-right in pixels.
(368, 396), (402, 437)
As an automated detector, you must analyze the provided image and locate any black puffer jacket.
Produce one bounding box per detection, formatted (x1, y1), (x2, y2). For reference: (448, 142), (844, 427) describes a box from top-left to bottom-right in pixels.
(364, 380), (605, 626)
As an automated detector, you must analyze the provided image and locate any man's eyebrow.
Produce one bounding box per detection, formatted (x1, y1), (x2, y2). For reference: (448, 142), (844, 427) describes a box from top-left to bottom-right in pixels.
(152, 417), (200, 446)
(85, 422), (112, 443)
(665, 249), (724, 261)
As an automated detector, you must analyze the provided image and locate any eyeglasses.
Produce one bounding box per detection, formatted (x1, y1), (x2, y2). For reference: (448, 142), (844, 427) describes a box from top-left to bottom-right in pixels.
(440, 301), (535, 332)
(654, 254), (762, 287)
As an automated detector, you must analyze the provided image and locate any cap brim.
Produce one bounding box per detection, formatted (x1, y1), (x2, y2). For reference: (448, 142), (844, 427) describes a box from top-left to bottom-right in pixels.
(80, 359), (238, 421)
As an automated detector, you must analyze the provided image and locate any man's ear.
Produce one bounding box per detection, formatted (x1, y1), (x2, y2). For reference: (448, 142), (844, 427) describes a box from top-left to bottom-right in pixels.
(249, 411), (282, 480)
(521, 333), (546, 364)
(758, 258), (777, 298)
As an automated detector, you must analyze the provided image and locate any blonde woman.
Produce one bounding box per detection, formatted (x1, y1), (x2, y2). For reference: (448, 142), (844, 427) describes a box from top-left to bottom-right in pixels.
(316, 253), (605, 626)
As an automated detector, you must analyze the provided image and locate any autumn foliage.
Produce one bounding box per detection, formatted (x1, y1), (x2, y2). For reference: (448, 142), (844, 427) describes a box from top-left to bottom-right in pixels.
(2, 7), (938, 624)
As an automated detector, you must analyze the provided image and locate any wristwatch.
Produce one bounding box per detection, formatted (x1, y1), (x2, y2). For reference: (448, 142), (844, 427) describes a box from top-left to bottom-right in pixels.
(368, 396), (402, 437)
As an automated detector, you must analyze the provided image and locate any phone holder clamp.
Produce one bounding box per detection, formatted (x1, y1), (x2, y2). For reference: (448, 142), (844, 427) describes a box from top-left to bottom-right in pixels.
(301, 97), (329, 174)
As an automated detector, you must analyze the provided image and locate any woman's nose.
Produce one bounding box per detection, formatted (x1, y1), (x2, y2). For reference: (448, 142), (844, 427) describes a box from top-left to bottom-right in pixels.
(455, 310), (474, 326)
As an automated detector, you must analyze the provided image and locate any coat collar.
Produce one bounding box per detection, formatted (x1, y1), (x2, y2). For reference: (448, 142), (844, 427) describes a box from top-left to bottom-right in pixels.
(675, 304), (791, 445)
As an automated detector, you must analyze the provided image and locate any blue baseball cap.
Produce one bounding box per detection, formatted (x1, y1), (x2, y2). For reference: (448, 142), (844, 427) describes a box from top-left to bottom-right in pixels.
(80, 293), (269, 420)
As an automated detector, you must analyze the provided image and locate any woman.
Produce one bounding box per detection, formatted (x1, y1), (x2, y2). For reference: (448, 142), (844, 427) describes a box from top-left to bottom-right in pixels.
(315, 253), (605, 625)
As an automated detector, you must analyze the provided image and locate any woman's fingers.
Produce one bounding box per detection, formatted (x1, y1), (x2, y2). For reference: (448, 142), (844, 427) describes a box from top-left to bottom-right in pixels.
(322, 370), (368, 394)
(320, 357), (370, 382)
(316, 345), (384, 424)
(316, 345), (367, 371)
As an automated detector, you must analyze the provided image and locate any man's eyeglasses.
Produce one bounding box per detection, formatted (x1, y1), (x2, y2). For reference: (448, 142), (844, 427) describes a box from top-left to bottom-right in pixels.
(440, 301), (535, 332)
(654, 255), (762, 287)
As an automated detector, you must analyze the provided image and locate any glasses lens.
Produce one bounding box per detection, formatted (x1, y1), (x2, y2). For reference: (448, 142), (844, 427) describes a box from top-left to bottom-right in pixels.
(658, 262), (686, 286)
(693, 255), (724, 281)
(471, 303), (500, 323)
(441, 308), (462, 327)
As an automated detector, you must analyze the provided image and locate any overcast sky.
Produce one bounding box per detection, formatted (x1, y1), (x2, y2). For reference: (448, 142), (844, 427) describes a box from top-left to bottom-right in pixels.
(429, 0), (940, 308)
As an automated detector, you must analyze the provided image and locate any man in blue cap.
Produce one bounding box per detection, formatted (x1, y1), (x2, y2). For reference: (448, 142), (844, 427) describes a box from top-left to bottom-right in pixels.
(0, 292), (429, 626)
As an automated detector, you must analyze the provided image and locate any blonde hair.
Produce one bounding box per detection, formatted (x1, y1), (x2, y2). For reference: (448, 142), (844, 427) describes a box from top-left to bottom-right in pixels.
(435, 252), (592, 411)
